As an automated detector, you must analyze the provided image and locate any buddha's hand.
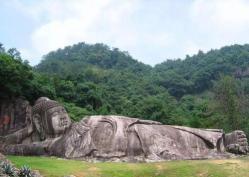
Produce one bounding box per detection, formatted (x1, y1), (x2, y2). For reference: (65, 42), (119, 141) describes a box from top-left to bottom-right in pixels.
(225, 130), (248, 155)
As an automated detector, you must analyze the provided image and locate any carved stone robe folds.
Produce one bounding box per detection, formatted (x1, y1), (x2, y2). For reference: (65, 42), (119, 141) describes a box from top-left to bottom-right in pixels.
(49, 116), (227, 161)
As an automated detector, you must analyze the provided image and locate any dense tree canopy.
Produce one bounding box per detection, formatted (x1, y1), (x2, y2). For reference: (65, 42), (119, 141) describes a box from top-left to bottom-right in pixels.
(1, 42), (249, 136)
(0, 51), (33, 99)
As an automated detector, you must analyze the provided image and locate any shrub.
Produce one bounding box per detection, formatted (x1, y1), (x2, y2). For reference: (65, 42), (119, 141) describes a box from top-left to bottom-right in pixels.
(1, 162), (15, 176)
(18, 165), (33, 177)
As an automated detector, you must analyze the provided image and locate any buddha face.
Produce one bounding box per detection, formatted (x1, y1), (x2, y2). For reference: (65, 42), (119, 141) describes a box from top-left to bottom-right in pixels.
(47, 106), (71, 135)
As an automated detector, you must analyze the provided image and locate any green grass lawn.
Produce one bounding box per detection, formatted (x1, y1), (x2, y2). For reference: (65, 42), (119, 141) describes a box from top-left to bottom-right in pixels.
(7, 155), (249, 177)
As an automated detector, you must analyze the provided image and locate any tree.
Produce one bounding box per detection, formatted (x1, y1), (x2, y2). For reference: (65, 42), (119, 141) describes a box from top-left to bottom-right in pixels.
(0, 53), (33, 99)
(7, 48), (21, 60)
(214, 76), (239, 130)
(28, 73), (56, 102)
(136, 93), (177, 124)
(0, 43), (5, 53)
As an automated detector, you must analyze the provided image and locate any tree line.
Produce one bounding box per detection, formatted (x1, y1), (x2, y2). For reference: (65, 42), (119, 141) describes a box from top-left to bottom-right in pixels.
(1, 42), (249, 136)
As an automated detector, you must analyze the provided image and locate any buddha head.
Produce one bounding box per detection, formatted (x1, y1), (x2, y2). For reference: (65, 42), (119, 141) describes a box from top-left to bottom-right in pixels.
(32, 97), (71, 140)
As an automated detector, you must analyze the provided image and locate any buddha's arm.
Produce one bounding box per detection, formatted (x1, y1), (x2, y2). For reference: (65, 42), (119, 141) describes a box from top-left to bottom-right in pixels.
(2, 126), (33, 144)
(3, 143), (47, 156)
(3, 138), (58, 156)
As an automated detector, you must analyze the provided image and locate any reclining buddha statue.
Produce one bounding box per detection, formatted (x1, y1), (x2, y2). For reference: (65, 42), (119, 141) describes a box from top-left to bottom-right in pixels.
(0, 97), (248, 161)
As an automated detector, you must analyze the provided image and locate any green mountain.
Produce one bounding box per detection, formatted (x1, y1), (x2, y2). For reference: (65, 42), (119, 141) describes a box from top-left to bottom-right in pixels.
(154, 44), (249, 98)
(36, 42), (151, 76)
(1, 42), (249, 136)
(37, 43), (249, 99)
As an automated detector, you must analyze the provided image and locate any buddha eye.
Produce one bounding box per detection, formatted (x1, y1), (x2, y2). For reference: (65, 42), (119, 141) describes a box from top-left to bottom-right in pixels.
(52, 112), (59, 117)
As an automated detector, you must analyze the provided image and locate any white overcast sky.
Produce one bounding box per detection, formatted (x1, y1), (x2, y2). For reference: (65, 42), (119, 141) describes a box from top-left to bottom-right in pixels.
(1, 0), (249, 66)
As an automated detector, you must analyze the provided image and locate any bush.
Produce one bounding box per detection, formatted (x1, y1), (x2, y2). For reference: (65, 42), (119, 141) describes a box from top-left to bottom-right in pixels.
(1, 162), (15, 176)
(18, 165), (33, 177)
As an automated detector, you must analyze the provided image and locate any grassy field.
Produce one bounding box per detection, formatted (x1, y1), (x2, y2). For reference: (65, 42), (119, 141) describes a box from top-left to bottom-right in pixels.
(7, 155), (249, 177)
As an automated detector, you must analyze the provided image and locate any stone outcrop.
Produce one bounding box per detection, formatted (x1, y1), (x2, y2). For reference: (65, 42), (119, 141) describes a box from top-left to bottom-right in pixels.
(0, 98), (31, 136)
(0, 97), (248, 162)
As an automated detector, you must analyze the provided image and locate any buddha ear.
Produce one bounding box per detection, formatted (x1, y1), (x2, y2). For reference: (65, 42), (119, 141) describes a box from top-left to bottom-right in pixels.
(33, 114), (42, 134)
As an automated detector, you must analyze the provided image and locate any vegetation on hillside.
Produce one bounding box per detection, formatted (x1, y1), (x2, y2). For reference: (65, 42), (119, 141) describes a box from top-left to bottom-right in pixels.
(1, 42), (249, 136)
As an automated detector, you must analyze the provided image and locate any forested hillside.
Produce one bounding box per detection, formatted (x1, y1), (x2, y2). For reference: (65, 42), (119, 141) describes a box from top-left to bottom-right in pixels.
(1, 42), (249, 136)
(154, 45), (249, 98)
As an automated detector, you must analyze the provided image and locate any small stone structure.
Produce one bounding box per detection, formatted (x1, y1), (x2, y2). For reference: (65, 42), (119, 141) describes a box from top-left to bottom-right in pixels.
(0, 97), (248, 162)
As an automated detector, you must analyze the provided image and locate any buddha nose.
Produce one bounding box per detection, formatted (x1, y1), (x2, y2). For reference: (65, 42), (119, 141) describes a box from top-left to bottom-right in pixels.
(59, 117), (68, 127)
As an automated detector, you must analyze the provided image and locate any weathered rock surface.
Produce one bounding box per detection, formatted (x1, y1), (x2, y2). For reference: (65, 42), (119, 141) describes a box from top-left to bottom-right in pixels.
(0, 98), (31, 136)
(0, 97), (248, 162)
